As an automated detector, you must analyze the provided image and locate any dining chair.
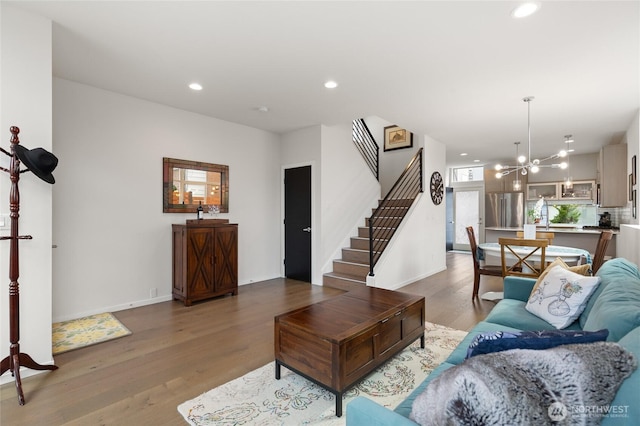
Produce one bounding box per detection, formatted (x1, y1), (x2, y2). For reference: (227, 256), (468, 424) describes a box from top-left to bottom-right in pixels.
(516, 231), (555, 245)
(465, 226), (503, 298)
(498, 237), (549, 278)
(591, 230), (613, 274)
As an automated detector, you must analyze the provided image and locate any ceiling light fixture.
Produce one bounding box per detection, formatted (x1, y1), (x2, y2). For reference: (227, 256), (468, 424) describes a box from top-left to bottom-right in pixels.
(563, 135), (574, 190)
(511, 2), (540, 18)
(324, 80), (338, 89)
(495, 96), (567, 179)
(188, 83), (203, 91)
(257, 106), (269, 113)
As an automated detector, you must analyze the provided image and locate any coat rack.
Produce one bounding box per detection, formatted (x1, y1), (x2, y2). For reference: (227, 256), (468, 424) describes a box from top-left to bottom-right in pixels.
(0, 126), (58, 405)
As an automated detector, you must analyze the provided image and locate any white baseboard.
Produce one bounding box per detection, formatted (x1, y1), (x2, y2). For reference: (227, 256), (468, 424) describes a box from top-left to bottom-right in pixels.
(52, 294), (173, 323)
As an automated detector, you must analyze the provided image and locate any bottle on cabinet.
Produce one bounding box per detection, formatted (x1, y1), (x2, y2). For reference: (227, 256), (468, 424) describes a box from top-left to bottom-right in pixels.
(197, 201), (204, 220)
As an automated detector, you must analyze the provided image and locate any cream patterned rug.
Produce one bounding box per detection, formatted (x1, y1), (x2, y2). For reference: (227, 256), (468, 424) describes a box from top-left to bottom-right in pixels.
(178, 322), (467, 425)
(52, 312), (131, 355)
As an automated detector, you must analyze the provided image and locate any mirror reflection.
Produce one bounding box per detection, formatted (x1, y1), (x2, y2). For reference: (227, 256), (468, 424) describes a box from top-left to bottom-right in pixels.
(163, 157), (229, 213)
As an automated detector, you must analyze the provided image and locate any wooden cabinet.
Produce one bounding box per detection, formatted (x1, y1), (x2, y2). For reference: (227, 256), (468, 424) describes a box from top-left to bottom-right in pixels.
(598, 144), (627, 207)
(172, 219), (238, 306)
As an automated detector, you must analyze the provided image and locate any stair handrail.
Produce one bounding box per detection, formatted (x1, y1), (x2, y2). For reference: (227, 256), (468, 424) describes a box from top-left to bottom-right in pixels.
(352, 119), (379, 180)
(368, 147), (423, 276)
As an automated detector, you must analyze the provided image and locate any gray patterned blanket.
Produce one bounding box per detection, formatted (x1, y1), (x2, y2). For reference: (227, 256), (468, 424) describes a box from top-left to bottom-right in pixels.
(411, 342), (636, 425)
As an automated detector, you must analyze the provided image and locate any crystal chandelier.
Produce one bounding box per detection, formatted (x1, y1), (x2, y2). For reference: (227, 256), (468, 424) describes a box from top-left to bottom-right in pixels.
(495, 97), (568, 179)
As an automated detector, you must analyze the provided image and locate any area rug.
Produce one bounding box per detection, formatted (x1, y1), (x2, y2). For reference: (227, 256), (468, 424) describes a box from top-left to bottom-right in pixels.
(178, 322), (467, 425)
(52, 312), (131, 355)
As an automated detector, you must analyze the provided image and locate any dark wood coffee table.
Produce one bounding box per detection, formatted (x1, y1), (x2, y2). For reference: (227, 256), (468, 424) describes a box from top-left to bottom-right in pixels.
(274, 287), (425, 417)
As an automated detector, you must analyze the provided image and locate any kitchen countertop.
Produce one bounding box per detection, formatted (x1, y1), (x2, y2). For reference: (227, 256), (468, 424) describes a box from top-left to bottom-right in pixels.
(485, 226), (619, 235)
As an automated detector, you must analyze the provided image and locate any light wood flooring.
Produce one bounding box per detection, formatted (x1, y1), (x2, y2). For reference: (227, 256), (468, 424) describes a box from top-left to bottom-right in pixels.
(0, 251), (503, 425)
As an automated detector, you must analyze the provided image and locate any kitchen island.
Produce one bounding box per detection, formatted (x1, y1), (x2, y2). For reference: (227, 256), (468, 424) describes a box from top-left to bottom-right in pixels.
(484, 226), (617, 259)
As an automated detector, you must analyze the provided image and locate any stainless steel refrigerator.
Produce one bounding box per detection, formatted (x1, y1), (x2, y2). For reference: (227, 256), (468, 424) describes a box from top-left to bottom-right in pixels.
(485, 192), (524, 228)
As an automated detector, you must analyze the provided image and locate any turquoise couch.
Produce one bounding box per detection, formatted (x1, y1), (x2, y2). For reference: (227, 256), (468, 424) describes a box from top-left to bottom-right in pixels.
(347, 258), (640, 425)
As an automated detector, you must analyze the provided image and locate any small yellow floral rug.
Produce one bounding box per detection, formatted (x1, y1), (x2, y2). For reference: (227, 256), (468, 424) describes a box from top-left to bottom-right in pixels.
(52, 312), (131, 355)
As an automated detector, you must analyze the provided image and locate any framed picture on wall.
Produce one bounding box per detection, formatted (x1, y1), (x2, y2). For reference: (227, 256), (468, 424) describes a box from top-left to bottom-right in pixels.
(633, 155), (637, 186)
(383, 125), (413, 152)
(631, 174), (634, 201)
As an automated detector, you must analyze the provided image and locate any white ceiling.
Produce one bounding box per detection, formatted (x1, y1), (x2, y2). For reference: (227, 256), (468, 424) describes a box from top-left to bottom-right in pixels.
(9, 1), (639, 168)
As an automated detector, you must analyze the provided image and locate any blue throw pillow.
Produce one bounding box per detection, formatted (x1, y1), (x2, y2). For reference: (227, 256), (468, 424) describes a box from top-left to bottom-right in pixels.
(465, 329), (609, 359)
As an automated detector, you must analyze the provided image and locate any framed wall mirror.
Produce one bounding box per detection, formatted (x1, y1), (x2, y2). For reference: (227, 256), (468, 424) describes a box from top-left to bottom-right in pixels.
(163, 157), (229, 213)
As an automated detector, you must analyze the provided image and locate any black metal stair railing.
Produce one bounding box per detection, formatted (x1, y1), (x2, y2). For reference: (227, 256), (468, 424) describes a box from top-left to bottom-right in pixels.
(352, 119), (379, 180)
(368, 148), (423, 276)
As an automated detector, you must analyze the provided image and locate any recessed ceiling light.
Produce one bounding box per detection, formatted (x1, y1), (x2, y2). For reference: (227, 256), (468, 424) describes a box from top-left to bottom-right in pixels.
(324, 80), (338, 89)
(474, 159), (480, 163)
(189, 82), (203, 91)
(460, 153), (468, 156)
(257, 106), (269, 113)
(511, 2), (540, 18)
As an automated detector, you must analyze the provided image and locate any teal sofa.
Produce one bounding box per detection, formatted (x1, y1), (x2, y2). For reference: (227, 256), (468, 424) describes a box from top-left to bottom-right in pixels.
(347, 258), (640, 425)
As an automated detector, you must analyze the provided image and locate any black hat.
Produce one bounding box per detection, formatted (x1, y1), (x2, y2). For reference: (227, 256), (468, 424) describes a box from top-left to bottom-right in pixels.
(14, 145), (58, 184)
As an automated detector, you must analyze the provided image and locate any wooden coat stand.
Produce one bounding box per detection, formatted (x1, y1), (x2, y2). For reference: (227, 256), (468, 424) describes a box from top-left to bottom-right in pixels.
(0, 126), (58, 405)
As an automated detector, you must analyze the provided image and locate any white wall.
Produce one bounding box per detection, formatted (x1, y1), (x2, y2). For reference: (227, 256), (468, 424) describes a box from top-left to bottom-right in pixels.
(367, 134), (447, 289)
(363, 116), (418, 195)
(624, 111), (639, 225)
(0, 5), (55, 382)
(280, 125), (322, 283)
(52, 78), (282, 321)
(320, 123), (381, 281)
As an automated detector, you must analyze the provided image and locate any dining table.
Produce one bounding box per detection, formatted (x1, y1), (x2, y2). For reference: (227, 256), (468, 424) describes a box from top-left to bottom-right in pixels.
(476, 242), (592, 301)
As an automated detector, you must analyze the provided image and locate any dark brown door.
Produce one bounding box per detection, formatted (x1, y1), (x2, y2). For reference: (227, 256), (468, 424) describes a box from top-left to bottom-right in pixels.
(284, 166), (312, 282)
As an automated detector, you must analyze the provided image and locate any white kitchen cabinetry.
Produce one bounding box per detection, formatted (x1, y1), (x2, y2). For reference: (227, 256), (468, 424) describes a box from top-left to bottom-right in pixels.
(597, 144), (627, 207)
(527, 182), (558, 200)
(527, 180), (595, 201)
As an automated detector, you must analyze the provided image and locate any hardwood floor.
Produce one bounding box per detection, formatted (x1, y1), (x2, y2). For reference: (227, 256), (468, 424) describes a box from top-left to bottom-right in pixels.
(0, 251), (503, 425)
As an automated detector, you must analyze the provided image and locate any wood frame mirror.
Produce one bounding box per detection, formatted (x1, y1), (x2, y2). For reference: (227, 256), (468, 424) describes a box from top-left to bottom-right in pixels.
(163, 157), (229, 213)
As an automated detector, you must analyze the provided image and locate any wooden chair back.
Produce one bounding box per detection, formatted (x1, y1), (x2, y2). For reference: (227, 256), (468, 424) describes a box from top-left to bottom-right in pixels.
(499, 237), (548, 278)
(592, 230), (613, 274)
(516, 231), (555, 245)
(466, 226), (502, 298)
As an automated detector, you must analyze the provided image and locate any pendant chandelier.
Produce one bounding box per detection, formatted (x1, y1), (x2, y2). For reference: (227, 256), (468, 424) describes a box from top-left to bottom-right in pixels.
(563, 134), (574, 190)
(495, 96), (568, 179)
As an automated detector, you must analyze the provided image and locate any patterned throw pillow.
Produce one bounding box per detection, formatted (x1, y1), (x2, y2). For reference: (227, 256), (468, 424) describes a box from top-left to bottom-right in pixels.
(529, 257), (592, 299)
(526, 265), (600, 329)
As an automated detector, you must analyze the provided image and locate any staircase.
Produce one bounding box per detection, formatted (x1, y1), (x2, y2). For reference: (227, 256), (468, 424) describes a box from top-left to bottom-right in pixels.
(322, 198), (412, 291)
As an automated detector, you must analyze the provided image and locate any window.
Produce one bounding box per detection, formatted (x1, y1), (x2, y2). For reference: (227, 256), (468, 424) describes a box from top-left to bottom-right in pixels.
(451, 166), (484, 182)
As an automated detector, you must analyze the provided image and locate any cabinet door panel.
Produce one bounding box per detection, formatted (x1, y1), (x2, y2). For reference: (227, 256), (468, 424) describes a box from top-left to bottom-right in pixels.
(187, 228), (215, 296)
(214, 226), (238, 292)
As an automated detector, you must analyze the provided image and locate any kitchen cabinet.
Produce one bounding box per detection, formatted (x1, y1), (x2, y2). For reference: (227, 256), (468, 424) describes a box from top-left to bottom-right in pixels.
(484, 169), (528, 192)
(527, 180), (595, 201)
(597, 144), (627, 207)
(172, 219), (238, 306)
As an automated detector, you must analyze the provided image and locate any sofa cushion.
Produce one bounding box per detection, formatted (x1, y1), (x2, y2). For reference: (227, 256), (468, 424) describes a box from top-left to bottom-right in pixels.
(525, 265), (600, 329)
(484, 299), (582, 331)
(580, 258), (640, 328)
(602, 327), (640, 425)
(393, 362), (454, 418)
(465, 329), (609, 359)
(582, 262), (640, 341)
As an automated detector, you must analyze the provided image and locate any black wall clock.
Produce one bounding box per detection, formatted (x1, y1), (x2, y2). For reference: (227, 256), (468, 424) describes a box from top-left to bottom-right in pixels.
(430, 171), (444, 205)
